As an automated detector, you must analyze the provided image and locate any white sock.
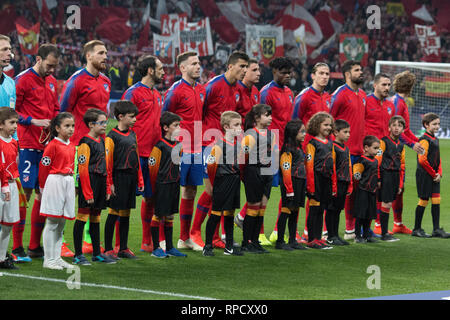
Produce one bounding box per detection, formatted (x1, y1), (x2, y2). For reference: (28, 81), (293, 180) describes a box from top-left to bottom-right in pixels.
(54, 219), (66, 259)
(0, 225), (12, 261)
(43, 218), (59, 261)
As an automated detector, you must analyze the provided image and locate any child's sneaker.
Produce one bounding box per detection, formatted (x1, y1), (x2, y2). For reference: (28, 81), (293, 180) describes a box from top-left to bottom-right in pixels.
(411, 228), (431, 238)
(202, 244), (214, 256)
(275, 241), (294, 251)
(151, 247), (168, 258)
(224, 246), (243, 256)
(166, 247), (187, 257)
(380, 233), (400, 242)
(92, 253), (117, 264)
(432, 228), (450, 238)
(27, 245), (44, 258)
(103, 250), (120, 261)
(11, 247), (32, 263)
(258, 233), (272, 246)
(0, 254), (18, 269)
(118, 248), (138, 259)
(73, 254), (92, 266)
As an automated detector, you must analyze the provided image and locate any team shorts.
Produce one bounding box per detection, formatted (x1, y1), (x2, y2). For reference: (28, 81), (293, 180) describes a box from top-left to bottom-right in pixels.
(137, 157), (153, 198)
(281, 177), (306, 209)
(78, 173), (108, 209)
(212, 174), (241, 212)
(352, 188), (377, 220)
(154, 182), (180, 217)
(18, 148), (43, 190)
(328, 181), (350, 211)
(416, 170), (440, 199)
(108, 169), (138, 210)
(379, 170), (400, 203)
(243, 165), (273, 203)
(308, 172), (333, 206)
(180, 152), (204, 186)
(0, 181), (19, 226)
(40, 174), (75, 220)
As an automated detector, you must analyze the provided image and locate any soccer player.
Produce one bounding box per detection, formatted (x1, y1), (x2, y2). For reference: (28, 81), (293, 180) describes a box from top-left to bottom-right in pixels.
(330, 60), (367, 240)
(189, 51), (248, 250)
(122, 55), (164, 253)
(257, 57), (295, 245)
(364, 73), (394, 139)
(14, 44), (60, 261)
(388, 70), (425, 234)
(0, 35), (15, 111)
(163, 51), (205, 251)
(60, 40), (110, 146)
(236, 58), (260, 121)
(60, 40), (110, 255)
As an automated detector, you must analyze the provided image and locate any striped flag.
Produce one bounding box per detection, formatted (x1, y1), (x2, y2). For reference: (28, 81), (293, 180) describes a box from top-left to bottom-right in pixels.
(178, 18), (213, 57)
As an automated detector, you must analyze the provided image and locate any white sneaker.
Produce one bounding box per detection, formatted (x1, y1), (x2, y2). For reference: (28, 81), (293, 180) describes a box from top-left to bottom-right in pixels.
(56, 257), (74, 269)
(43, 259), (64, 270)
(159, 240), (166, 251)
(177, 238), (194, 249)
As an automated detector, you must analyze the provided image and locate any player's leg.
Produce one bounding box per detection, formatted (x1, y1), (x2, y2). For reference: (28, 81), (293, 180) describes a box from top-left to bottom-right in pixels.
(72, 208), (91, 265)
(430, 192), (450, 238)
(103, 211), (119, 260)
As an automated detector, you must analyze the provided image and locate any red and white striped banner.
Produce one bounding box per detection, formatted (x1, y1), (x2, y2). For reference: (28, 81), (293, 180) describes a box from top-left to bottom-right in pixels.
(178, 18), (213, 57)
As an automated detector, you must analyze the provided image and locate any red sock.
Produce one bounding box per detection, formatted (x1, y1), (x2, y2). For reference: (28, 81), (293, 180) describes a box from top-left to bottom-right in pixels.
(238, 202), (248, 219)
(344, 194), (355, 233)
(303, 199), (310, 236)
(159, 220), (165, 242)
(323, 210), (327, 233)
(273, 199), (282, 232)
(12, 206), (27, 250)
(190, 192), (211, 237)
(220, 214), (225, 237)
(141, 198), (154, 245)
(259, 205), (266, 234)
(392, 192), (403, 224)
(29, 199), (45, 250)
(179, 198), (194, 241)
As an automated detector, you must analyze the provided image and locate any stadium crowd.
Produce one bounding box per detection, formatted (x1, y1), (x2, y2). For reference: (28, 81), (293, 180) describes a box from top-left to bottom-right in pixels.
(2, 0), (449, 95)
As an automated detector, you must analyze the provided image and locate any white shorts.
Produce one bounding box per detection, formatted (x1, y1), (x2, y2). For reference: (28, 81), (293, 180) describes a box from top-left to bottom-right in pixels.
(40, 174), (75, 220)
(0, 181), (19, 226)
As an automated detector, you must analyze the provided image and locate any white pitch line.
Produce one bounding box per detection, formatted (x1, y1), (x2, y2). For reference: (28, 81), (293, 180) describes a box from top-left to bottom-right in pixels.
(1, 272), (217, 300)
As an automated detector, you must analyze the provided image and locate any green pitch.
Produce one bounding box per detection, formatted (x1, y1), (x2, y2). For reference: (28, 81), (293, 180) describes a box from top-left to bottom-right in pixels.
(2, 128), (450, 300)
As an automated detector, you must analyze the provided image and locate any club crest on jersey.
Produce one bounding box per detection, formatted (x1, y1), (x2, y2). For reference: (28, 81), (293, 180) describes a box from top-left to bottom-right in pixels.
(235, 93), (240, 103)
(289, 96), (293, 103)
(49, 83), (55, 92)
(326, 100), (331, 109)
(104, 84), (109, 92)
(200, 93), (204, 102)
(41, 156), (51, 166)
(254, 94), (258, 102)
(387, 107), (392, 115)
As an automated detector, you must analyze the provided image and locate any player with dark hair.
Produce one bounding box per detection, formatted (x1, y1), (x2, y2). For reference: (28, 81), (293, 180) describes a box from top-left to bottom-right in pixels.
(189, 51), (248, 250)
(330, 60), (367, 240)
(163, 51), (206, 251)
(13, 43), (61, 261)
(122, 55), (164, 253)
(236, 58), (260, 121)
(257, 57), (295, 245)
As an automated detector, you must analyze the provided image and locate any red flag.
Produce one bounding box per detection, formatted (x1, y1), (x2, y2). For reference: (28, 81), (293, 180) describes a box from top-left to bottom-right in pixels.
(137, 19), (150, 50)
(41, 0), (53, 26)
(0, 5), (17, 34)
(55, 0), (64, 30)
(16, 22), (40, 55)
(96, 16), (132, 45)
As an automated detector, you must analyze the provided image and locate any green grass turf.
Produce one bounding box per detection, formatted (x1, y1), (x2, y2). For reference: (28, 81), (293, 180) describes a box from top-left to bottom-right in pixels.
(2, 126), (450, 300)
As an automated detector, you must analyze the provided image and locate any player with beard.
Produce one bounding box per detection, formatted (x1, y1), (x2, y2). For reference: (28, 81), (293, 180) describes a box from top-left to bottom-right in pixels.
(13, 44), (60, 262)
(60, 40), (110, 146)
(330, 60), (367, 240)
(189, 51), (248, 250)
(255, 57), (294, 245)
(122, 55), (165, 253)
(60, 40), (110, 256)
(163, 51), (206, 251)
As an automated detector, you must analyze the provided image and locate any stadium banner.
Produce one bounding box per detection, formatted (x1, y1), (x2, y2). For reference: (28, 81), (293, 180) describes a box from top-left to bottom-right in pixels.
(386, 2), (405, 16)
(339, 34), (369, 66)
(424, 76), (450, 98)
(215, 43), (232, 65)
(16, 22), (40, 55)
(178, 17), (213, 57)
(245, 24), (284, 65)
(415, 24), (441, 62)
(153, 33), (176, 67)
(160, 13), (188, 48)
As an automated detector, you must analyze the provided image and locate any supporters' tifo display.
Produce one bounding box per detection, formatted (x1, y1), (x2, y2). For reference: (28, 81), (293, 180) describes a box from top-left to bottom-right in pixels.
(0, 32), (449, 275)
